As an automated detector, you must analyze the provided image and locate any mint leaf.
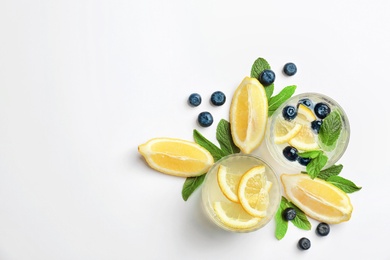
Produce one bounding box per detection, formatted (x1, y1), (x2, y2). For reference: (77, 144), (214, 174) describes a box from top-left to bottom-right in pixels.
(319, 110), (342, 151)
(182, 174), (206, 201)
(298, 150), (322, 159)
(193, 129), (225, 161)
(265, 84), (274, 100)
(268, 85), (297, 116)
(216, 119), (240, 155)
(288, 202), (311, 230)
(317, 164), (343, 180)
(250, 57), (271, 79)
(275, 197), (289, 240)
(326, 175), (362, 193)
(306, 152), (328, 179)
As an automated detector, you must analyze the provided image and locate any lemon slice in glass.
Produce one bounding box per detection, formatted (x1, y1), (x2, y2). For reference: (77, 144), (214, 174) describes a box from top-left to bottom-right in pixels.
(213, 201), (261, 229)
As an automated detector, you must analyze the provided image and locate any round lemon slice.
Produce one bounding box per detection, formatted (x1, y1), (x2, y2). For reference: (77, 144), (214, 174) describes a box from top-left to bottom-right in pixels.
(274, 116), (303, 144)
(217, 165), (241, 202)
(288, 124), (319, 151)
(281, 173), (353, 224)
(213, 201), (261, 229)
(237, 165), (270, 217)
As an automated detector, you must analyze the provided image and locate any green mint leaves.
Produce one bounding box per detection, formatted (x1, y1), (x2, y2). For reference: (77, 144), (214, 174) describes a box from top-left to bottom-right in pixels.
(250, 57), (296, 115)
(275, 196), (311, 240)
(182, 119), (240, 201)
(299, 150), (328, 179)
(319, 110), (342, 150)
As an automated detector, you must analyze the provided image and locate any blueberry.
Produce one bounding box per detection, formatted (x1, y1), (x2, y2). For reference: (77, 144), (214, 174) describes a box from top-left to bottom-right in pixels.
(297, 156), (311, 166)
(283, 207), (297, 221)
(197, 112), (213, 127)
(314, 102), (331, 119)
(298, 237), (311, 250)
(188, 93), (202, 107)
(258, 69), (275, 86)
(283, 62), (297, 76)
(316, 222), (330, 236)
(311, 120), (322, 134)
(283, 146), (298, 161)
(282, 106), (297, 121)
(210, 91), (226, 106)
(298, 98), (313, 109)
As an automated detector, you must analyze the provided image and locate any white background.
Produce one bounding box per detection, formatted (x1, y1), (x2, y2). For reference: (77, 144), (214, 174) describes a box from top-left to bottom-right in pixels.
(0, 0), (389, 259)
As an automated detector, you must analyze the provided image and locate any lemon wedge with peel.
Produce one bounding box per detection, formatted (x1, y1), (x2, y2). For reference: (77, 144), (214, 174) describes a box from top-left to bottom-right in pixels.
(217, 165), (241, 202)
(230, 77), (268, 154)
(138, 138), (214, 177)
(213, 201), (261, 229)
(281, 173), (353, 224)
(274, 116), (303, 144)
(238, 165), (271, 217)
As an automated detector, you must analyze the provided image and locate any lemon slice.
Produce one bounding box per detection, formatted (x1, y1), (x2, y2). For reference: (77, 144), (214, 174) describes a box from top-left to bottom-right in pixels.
(288, 124), (319, 151)
(274, 116), (303, 144)
(230, 77), (268, 154)
(281, 173), (353, 224)
(138, 138), (214, 177)
(296, 105), (316, 125)
(217, 165), (241, 202)
(237, 165), (270, 217)
(213, 201), (261, 229)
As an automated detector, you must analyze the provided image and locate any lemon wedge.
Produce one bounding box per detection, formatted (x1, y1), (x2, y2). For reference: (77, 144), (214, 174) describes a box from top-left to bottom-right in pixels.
(230, 77), (268, 154)
(281, 173), (353, 224)
(138, 138), (214, 177)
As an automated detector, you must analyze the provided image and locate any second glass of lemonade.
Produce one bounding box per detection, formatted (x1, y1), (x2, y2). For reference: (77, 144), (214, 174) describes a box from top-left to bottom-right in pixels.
(202, 154), (281, 233)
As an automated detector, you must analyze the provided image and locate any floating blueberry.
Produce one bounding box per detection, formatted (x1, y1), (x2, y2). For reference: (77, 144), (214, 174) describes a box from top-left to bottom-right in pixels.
(210, 91), (226, 106)
(258, 69), (275, 86)
(282, 105), (297, 121)
(283, 207), (297, 221)
(311, 120), (322, 134)
(298, 98), (313, 109)
(316, 222), (330, 236)
(283, 146), (298, 161)
(197, 111), (213, 127)
(314, 102), (331, 119)
(298, 237), (311, 250)
(188, 93), (202, 107)
(283, 62), (297, 76)
(297, 156), (311, 166)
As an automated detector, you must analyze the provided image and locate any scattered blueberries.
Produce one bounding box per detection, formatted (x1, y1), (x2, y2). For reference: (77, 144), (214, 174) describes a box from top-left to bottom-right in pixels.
(316, 222), (330, 236)
(282, 105), (297, 121)
(188, 93), (202, 107)
(298, 98), (314, 109)
(314, 102), (331, 119)
(283, 146), (299, 161)
(259, 69), (275, 86)
(311, 120), (323, 134)
(283, 62), (297, 76)
(210, 91), (226, 106)
(297, 156), (311, 166)
(283, 207), (297, 221)
(197, 111), (213, 127)
(298, 237), (311, 250)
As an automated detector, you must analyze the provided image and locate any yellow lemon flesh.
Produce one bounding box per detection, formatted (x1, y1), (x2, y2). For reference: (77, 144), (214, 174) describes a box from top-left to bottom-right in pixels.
(230, 77), (268, 154)
(237, 165), (271, 218)
(213, 201), (261, 230)
(288, 124), (320, 151)
(138, 138), (214, 177)
(274, 116), (303, 144)
(281, 173), (353, 224)
(217, 165), (241, 203)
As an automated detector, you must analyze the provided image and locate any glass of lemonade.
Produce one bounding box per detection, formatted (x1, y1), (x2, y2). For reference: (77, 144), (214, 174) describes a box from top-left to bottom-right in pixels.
(266, 92), (350, 171)
(202, 154), (281, 232)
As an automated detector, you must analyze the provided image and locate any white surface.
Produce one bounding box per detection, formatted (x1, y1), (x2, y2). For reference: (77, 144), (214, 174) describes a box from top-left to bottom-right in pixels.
(0, 0), (389, 259)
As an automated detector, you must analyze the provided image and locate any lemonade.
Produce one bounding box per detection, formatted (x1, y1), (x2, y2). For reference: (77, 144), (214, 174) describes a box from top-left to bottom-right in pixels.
(202, 154), (281, 232)
(266, 93), (350, 171)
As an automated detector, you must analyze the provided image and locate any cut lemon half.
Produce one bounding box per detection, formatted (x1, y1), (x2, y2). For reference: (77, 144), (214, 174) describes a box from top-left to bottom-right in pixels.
(288, 124), (319, 151)
(217, 165), (241, 202)
(213, 201), (261, 230)
(230, 77), (268, 154)
(281, 173), (353, 224)
(237, 165), (270, 217)
(138, 137), (214, 177)
(274, 116), (303, 144)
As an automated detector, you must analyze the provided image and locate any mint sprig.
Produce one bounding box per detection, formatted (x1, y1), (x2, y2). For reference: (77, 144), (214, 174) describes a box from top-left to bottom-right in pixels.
(216, 119), (240, 155)
(275, 196), (311, 240)
(299, 150), (328, 179)
(250, 57), (274, 99)
(319, 110), (342, 151)
(268, 85), (296, 116)
(182, 174), (206, 201)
